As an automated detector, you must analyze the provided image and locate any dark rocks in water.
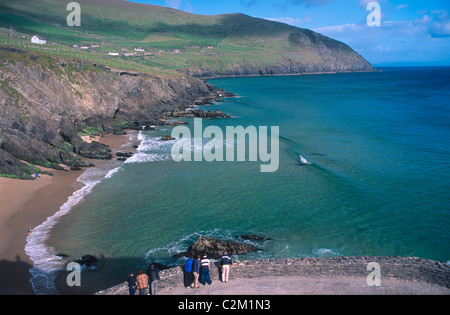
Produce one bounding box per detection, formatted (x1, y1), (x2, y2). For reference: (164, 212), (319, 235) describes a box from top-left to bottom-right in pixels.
(116, 157), (127, 161)
(75, 255), (97, 267)
(171, 110), (194, 118)
(168, 120), (189, 126)
(69, 166), (82, 171)
(192, 110), (231, 119)
(116, 152), (134, 158)
(142, 125), (156, 131)
(240, 235), (272, 242)
(161, 135), (176, 141)
(173, 236), (260, 260)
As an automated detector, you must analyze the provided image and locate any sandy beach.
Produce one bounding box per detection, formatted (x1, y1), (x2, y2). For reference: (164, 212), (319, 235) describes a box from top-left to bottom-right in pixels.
(0, 132), (134, 295)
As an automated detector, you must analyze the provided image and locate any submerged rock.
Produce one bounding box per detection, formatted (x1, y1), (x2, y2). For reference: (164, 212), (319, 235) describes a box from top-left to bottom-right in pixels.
(240, 235), (272, 241)
(161, 135), (176, 141)
(75, 255), (97, 267)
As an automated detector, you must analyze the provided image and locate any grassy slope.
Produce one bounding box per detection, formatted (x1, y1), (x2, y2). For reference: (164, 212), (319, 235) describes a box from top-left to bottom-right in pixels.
(0, 0), (370, 75)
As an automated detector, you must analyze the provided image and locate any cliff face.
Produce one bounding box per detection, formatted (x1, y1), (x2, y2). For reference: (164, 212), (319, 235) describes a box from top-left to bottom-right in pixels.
(184, 30), (375, 78)
(0, 48), (227, 178)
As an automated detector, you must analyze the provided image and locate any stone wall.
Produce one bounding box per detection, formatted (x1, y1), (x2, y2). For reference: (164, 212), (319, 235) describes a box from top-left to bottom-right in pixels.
(96, 256), (450, 295)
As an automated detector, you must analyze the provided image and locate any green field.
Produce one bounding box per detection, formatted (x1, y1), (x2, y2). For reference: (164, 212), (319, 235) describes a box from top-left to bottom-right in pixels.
(0, 0), (361, 76)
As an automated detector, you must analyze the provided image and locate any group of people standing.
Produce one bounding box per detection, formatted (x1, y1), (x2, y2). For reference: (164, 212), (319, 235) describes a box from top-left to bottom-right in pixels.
(126, 252), (234, 295)
(184, 252), (234, 288)
(126, 264), (160, 295)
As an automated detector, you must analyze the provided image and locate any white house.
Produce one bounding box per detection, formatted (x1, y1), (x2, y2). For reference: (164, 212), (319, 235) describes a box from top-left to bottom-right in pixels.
(31, 35), (46, 44)
(108, 52), (119, 56)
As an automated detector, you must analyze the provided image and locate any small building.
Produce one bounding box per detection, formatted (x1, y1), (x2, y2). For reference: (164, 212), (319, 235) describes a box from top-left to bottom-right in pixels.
(31, 35), (46, 44)
(108, 52), (119, 56)
(172, 49), (181, 53)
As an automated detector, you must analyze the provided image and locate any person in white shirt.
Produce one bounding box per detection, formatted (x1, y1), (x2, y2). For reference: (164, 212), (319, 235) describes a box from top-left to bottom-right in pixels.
(200, 255), (212, 285)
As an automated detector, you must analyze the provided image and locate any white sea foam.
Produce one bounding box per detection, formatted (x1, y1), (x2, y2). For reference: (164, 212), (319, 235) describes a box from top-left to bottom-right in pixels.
(312, 248), (342, 257)
(125, 132), (237, 165)
(299, 154), (312, 165)
(123, 132), (174, 164)
(104, 167), (121, 179)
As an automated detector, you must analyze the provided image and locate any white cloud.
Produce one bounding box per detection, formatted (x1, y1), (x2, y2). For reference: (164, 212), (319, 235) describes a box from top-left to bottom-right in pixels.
(395, 4), (409, 10)
(313, 23), (360, 34)
(312, 17), (449, 65)
(414, 10), (450, 37)
(166, 0), (182, 9)
(264, 17), (303, 26)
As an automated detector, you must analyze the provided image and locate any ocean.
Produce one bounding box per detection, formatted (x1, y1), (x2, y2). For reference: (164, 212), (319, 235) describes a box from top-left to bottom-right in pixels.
(26, 67), (450, 294)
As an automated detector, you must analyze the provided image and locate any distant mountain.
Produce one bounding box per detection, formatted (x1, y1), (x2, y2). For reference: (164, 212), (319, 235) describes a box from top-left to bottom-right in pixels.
(0, 0), (375, 77)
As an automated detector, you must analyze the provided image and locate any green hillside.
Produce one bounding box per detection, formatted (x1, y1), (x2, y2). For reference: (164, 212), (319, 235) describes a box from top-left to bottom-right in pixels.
(0, 0), (374, 77)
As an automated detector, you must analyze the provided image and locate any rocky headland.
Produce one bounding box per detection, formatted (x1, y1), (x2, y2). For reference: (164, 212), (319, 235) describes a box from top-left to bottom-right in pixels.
(0, 47), (232, 179)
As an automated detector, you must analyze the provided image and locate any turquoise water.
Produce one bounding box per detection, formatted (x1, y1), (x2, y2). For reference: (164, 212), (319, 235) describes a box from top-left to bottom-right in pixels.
(28, 67), (450, 294)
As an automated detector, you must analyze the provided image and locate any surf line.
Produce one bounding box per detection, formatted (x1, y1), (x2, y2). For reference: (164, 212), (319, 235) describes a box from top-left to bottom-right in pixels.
(171, 118), (280, 173)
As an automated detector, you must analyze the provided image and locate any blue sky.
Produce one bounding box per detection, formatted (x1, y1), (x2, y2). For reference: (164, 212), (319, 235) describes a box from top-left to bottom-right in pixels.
(130, 0), (450, 65)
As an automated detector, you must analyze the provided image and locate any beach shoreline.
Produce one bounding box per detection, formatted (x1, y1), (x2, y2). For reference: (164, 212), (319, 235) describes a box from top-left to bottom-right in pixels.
(0, 132), (136, 295)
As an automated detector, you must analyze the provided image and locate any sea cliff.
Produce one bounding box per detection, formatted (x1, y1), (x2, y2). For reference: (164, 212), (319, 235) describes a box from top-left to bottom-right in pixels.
(0, 47), (229, 178)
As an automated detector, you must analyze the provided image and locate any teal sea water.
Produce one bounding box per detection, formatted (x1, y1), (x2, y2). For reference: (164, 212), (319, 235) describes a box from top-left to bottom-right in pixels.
(26, 67), (450, 294)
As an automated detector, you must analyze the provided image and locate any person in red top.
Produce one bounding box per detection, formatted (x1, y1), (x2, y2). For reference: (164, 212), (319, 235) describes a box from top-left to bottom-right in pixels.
(136, 269), (149, 295)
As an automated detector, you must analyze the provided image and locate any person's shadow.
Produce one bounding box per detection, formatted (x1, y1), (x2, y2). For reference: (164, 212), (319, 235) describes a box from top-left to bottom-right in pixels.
(0, 255), (35, 294)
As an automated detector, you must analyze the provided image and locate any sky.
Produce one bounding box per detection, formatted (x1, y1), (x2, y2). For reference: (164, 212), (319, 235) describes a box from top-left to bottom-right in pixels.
(129, 0), (450, 65)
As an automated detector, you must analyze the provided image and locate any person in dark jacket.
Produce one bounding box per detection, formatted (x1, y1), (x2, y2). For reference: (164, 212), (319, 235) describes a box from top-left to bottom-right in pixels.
(221, 251), (233, 283)
(126, 273), (137, 295)
(184, 257), (194, 288)
(191, 255), (201, 288)
(146, 264), (160, 295)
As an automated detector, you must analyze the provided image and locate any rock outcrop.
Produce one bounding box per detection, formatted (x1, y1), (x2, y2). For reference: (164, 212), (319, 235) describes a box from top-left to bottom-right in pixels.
(0, 48), (228, 178)
(173, 236), (260, 259)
